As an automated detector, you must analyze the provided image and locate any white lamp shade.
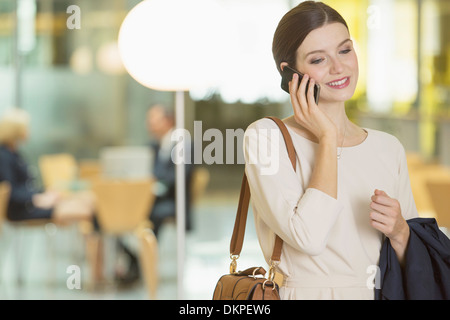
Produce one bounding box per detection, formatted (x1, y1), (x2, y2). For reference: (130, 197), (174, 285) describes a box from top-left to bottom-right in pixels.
(118, 0), (230, 91)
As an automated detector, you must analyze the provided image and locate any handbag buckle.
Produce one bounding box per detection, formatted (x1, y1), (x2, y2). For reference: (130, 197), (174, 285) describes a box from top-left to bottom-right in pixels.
(262, 279), (277, 291)
(268, 259), (279, 282)
(252, 267), (262, 279)
(262, 261), (279, 291)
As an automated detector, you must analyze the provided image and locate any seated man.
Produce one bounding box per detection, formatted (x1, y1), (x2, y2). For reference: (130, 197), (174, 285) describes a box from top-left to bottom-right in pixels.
(112, 104), (194, 285)
(146, 104), (194, 238)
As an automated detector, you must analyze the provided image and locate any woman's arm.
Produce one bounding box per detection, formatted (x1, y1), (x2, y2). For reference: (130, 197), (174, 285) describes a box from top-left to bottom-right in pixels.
(308, 136), (338, 199)
(370, 143), (417, 266)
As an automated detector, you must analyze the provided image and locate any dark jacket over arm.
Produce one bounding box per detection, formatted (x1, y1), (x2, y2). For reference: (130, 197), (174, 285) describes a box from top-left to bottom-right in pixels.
(376, 217), (450, 300)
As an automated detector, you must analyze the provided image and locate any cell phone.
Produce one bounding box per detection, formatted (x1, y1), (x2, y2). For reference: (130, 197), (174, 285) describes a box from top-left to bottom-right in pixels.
(281, 65), (320, 104)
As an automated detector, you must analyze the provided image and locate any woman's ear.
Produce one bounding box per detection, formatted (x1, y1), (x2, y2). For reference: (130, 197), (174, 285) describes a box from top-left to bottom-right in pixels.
(280, 62), (288, 72)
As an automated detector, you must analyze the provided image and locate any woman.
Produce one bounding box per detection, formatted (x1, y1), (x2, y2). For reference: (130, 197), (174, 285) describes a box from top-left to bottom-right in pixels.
(244, 1), (418, 300)
(0, 108), (93, 222)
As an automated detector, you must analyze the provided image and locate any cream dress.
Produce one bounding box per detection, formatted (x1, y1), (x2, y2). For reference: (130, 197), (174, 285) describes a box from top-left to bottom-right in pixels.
(243, 118), (418, 300)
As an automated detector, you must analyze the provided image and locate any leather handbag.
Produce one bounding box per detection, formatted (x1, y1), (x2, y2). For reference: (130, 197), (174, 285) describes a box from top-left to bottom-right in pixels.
(212, 116), (297, 300)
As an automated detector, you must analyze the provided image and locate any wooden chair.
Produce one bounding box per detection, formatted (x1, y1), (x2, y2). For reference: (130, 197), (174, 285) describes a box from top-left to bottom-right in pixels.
(426, 179), (450, 230)
(136, 226), (158, 299)
(190, 167), (210, 206)
(91, 178), (158, 294)
(408, 164), (450, 217)
(0, 181), (10, 286)
(0, 180), (61, 286)
(406, 152), (425, 170)
(92, 179), (155, 234)
(39, 153), (78, 191)
(0, 181), (11, 232)
(78, 159), (101, 186)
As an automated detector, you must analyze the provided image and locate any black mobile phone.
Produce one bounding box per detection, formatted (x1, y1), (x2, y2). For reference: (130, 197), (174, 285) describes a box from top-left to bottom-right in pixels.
(281, 65), (320, 104)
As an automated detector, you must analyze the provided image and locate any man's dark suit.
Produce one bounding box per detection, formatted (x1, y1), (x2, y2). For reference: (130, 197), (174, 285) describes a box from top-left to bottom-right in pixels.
(149, 140), (194, 238)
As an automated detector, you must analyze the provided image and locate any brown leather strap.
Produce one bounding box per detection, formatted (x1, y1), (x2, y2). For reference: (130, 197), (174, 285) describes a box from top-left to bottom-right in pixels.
(230, 116), (297, 263)
(265, 116), (297, 172)
(229, 173), (251, 256)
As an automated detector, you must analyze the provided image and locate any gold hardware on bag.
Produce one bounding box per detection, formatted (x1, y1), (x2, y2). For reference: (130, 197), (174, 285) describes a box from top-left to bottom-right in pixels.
(229, 254), (239, 274)
(262, 279), (276, 291)
(268, 259), (279, 282)
(263, 259), (279, 290)
(251, 267), (262, 279)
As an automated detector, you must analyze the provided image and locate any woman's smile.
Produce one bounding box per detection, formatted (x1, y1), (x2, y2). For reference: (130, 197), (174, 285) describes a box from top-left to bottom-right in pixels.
(325, 76), (350, 89)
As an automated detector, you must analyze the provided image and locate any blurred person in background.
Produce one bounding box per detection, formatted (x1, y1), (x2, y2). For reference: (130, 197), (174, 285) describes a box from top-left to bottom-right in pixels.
(0, 108), (94, 222)
(146, 104), (194, 238)
(112, 104), (194, 286)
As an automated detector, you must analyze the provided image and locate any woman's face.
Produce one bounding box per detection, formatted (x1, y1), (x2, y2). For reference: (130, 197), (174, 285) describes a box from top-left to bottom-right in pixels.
(294, 22), (359, 103)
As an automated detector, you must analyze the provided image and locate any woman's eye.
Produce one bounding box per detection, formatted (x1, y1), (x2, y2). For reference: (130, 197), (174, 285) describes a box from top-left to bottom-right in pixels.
(340, 49), (351, 54)
(310, 58), (324, 64)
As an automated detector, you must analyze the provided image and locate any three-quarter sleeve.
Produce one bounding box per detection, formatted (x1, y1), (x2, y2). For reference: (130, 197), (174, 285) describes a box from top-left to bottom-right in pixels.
(243, 119), (344, 256)
(396, 142), (419, 220)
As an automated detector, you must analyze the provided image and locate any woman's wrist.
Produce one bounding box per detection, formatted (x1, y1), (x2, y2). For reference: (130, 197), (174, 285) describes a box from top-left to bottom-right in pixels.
(389, 223), (410, 265)
(319, 133), (338, 147)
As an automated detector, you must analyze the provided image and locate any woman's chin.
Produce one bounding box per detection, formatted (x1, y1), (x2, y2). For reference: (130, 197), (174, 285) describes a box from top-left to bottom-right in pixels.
(319, 89), (356, 104)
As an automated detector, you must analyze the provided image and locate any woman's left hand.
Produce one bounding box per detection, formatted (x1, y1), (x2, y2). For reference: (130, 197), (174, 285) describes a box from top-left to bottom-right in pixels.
(369, 189), (410, 263)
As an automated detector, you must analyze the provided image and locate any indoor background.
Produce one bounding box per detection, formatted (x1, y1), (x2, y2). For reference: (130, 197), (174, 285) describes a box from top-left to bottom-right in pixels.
(0, 0), (449, 300)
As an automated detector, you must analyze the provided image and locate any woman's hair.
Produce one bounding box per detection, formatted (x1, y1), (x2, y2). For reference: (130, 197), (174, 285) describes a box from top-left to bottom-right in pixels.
(272, 1), (349, 75)
(0, 108), (30, 145)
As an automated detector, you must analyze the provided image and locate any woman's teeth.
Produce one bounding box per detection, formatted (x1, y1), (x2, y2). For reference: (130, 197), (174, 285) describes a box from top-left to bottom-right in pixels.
(327, 77), (348, 86)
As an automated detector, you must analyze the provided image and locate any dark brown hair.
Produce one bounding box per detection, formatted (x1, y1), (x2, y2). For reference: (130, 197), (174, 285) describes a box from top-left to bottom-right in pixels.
(272, 1), (348, 75)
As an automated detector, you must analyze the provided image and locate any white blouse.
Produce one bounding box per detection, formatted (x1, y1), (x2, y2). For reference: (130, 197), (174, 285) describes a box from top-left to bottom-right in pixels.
(243, 118), (418, 300)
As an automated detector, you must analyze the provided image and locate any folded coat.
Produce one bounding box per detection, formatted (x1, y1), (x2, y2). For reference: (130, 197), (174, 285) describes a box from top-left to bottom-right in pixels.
(376, 217), (450, 300)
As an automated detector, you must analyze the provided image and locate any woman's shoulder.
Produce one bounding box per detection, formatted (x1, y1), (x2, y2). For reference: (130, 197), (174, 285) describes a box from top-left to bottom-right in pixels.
(365, 127), (406, 152)
(245, 117), (280, 131)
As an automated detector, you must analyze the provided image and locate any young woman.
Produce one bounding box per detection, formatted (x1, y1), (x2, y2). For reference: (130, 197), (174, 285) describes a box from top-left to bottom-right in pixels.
(244, 1), (418, 300)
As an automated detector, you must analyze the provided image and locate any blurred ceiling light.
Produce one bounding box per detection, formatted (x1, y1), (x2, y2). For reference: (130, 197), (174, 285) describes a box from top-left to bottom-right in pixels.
(70, 46), (93, 75)
(96, 42), (125, 75)
(366, 0), (395, 112)
(118, 0), (231, 91)
(190, 0), (289, 103)
(17, 0), (36, 53)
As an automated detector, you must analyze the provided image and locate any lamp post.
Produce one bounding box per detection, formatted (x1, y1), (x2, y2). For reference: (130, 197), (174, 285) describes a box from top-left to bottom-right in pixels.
(118, 0), (226, 299)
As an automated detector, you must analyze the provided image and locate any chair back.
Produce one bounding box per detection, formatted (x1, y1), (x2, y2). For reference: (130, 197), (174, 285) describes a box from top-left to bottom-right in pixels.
(78, 159), (101, 185)
(39, 153), (78, 190)
(190, 167), (210, 206)
(408, 164), (450, 216)
(93, 179), (155, 234)
(0, 181), (11, 230)
(426, 179), (450, 229)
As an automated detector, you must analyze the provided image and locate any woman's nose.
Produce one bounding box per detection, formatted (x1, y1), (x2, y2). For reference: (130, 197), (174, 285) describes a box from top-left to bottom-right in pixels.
(330, 58), (344, 74)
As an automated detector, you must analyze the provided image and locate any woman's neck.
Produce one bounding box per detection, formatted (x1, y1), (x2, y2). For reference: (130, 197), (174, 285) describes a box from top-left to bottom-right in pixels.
(317, 100), (348, 136)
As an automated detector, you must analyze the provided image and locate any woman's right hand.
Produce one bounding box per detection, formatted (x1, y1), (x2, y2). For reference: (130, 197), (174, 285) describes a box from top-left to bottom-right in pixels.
(289, 72), (337, 142)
